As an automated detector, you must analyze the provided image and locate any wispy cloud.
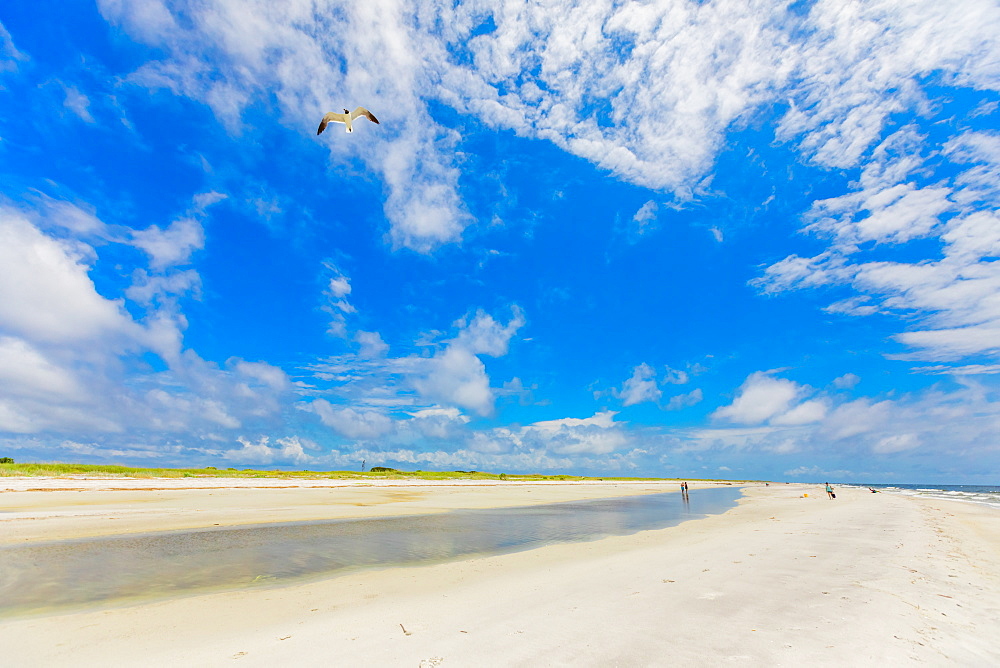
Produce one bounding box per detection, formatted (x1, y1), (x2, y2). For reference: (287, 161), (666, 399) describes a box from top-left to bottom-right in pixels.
(97, 1), (1000, 254)
(755, 123), (1000, 363)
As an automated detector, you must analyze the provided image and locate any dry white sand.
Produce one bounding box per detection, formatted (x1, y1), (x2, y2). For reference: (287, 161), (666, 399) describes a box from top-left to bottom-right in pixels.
(1, 480), (998, 666)
(0, 477), (694, 544)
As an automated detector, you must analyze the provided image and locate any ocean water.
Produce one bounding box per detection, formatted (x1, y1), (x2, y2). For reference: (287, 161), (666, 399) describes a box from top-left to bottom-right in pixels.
(848, 483), (1000, 509)
(0, 486), (742, 616)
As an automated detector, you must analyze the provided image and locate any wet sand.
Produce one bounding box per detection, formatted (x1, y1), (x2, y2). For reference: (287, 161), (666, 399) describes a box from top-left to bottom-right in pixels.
(0, 477), (697, 544)
(1, 480), (998, 665)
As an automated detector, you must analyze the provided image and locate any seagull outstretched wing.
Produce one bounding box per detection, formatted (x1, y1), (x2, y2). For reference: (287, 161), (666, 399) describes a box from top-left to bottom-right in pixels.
(350, 107), (380, 124)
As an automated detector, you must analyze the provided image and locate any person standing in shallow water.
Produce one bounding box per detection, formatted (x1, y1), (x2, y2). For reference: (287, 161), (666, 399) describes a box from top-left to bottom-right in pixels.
(826, 482), (835, 499)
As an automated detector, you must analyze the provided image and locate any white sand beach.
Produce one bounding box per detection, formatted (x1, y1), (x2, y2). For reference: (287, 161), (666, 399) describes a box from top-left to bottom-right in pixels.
(1, 480), (998, 666)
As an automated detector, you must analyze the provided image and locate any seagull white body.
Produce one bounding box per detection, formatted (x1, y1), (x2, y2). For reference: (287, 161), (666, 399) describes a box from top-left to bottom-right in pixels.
(317, 107), (380, 134)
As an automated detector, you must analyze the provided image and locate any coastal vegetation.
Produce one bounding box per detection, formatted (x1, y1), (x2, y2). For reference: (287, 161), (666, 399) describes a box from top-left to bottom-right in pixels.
(0, 461), (685, 481)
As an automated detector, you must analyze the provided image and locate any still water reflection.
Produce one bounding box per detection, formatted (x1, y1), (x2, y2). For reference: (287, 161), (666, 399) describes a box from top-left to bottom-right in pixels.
(0, 487), (741, 614)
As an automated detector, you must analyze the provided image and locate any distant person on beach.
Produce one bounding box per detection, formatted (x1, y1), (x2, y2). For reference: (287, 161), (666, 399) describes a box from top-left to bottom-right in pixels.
(825, 483), (835, 499)
(869, 487), (879, 493)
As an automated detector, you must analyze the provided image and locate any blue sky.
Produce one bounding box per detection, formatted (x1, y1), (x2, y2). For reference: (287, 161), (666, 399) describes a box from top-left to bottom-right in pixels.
(2, 1), (999, 483)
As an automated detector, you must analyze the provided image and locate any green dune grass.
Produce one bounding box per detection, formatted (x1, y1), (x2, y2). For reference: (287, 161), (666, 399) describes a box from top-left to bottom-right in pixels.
(0, 461), (678, 482)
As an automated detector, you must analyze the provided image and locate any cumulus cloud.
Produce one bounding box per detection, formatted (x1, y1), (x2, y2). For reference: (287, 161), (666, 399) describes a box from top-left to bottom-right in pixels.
(712, 371), (829, 428)
(663, 366), (690, 385)
(0, 202), (292, 438)
(0, 208), (140, 347)
(131, 217), (205, 270)
(356, 331), (389, 358)
(666, 388), (703, 411)
(413, 307), (525, 415)
(832, 373), (861, 389)
(712, 372), (802, 424)
(227, 435), (316, 465)
(309, 400), (394, 440)
(618, 363), (661, 406)
(415, 346), (493, 416)
(477, 411), (631, 456)
(454, 307), (526, 357)
(770, 399), (828, 426)
(689, 375), (1000, 475)
(304, 305), (524, 429)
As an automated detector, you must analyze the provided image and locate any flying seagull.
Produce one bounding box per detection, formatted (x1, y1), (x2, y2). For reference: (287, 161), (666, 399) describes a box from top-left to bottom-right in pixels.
(317, 107), (380, 134)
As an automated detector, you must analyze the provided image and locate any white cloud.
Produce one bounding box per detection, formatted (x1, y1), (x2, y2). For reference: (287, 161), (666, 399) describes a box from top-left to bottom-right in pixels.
(30, 196), (108, 238)
(356, 331), (389, 358)
(99, 0), (470, 253)
(413, 307), (525, 415)
(0, 336), (85, 403)
(770, 399), (828, 426)
(712, 372), (803, 425)
(820, 398), (893, 441)
(618, 363), (661, 407)
(832, 373), (860, 389)
(454, 307), (526, 357)
(873, 432), (920, 454)
(327, 275), (351, 299)
(663, 366), (689, 385)
(531, 411), (619, 432)
(405, 406), (470, 439)
(912, 364), (1000, 376)
(757, 126), (1000, 362)
(0, 20), (27, 72)
(323, 264), (356, 338)
(415, 346), (493, 416)
(0, 203), (292, 437)
(666, 387), (703, 411)
(625, 200), (659, 242)
(96, 0), (1000, 256)
(309, 400), (394, 439)
(518, 411), (630, 456)
(0, 208), (140, 347)
(227, 435), (316, 465)
(131, 217), (205, 270)
(230, 359), (291, 392)
(0, 336), (121, 434)
(126, 269), (201, 306)
(689, 377), (1000, 468)
(712, 372), (829, 428)
(306, 305), (524, 420)
(62, 85), (95, 123)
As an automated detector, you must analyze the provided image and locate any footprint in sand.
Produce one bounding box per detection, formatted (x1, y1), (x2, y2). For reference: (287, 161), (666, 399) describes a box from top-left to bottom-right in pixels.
(419, 658), (444, 667)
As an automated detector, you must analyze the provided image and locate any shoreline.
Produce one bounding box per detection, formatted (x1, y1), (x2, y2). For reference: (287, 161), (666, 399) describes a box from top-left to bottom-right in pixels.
(0, 477), (730, 545)
(2, 481), (998, 664)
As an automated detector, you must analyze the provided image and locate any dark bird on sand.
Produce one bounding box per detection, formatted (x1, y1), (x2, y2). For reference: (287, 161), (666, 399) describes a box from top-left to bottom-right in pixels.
(317, 107), (380, 134)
